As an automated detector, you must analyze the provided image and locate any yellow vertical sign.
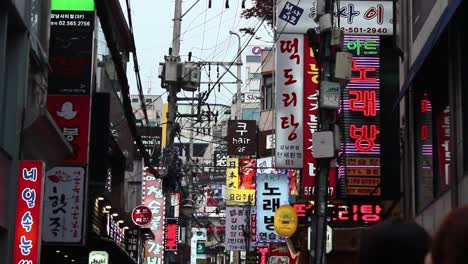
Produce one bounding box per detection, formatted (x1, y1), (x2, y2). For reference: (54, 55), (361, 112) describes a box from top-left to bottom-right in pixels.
(226, 158), (255, 205)
(162, 103), (168, 147)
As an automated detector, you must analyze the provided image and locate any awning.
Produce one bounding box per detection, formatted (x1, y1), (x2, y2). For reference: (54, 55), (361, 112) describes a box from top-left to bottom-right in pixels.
(394, 0), (462, 109)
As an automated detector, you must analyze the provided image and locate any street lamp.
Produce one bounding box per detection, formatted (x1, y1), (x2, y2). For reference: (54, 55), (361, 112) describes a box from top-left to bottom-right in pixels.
(229, 30), (242, 119)
(181, 198), (196, 218)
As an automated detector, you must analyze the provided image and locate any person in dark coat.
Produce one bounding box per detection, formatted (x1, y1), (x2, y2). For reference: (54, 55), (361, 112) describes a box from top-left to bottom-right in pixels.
(359, 217), (431, 264)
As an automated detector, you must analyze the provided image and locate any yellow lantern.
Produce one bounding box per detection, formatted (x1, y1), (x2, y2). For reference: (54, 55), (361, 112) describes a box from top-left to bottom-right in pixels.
(274, 205), (298, 238)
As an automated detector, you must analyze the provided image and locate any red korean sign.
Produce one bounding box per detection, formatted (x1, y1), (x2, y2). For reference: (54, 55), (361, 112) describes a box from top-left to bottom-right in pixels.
(302, 36), (337, 199)
(13, 161), (44, 264)
(47, 95), (91, 164)
(164, 218), (178, 251)
(143, 168), (165, 263)
(131, 205), (153, 226)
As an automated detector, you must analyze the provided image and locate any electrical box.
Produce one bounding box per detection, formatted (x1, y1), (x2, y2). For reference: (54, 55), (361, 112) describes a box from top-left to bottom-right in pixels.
(312, 131), (335, 158)
(319, 81), (341, 110)
(331, 28), (344, 47)
(334, 51), (353, 83)
(164, 55), (179, 82)
(182, 62), (201, 91)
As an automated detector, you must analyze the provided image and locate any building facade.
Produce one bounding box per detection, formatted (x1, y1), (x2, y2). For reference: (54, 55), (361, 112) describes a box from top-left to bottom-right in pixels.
(0, 1), (74, 263)
(397, 0), (467, 232)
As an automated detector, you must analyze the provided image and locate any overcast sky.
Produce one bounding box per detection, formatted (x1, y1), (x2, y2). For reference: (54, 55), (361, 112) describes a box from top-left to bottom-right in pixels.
(122, 0), (273, 105)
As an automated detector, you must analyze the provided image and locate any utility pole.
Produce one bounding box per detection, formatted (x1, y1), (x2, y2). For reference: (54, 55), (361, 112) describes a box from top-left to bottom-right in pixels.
(311, 0), (351, 263)
(166, 0), (182, 148)
(229, 31), (242, 119)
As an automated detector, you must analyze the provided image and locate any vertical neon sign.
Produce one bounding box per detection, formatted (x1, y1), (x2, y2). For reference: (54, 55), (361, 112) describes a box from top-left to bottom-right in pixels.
(13, 161), (44, 264)
(340, 36), (382, 196)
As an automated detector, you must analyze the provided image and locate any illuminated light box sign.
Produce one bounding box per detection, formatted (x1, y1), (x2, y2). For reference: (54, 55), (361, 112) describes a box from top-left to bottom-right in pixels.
(164, 218), (179, 252)
(51, 0), (95, 11)
(339, 35), (382, 196)
(302, 35), (338, 199)
(225, 158), (255, 205)
(13, 161), (44, 264)
(293, 201), (383, 225)
(256, 173), (289, 243)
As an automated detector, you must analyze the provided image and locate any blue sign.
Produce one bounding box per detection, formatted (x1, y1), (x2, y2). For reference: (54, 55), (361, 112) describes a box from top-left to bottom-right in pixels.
(279, 1), (304, 26)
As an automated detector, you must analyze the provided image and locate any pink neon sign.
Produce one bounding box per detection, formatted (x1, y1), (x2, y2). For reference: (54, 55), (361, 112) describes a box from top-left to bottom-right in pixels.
(340, 35), (382, 196)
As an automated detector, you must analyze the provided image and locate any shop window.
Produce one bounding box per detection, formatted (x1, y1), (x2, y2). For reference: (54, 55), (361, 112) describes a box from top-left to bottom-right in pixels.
(413, 46), (451, 211)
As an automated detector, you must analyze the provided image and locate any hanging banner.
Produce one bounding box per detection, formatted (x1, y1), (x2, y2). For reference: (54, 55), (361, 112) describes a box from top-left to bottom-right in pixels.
(256, 173), (289, 243)
(275, 34), (304, 168)
(13, 161), (44, 264)
(42, 166), (86, 243)
(143, 169), (165, 264)
(276, 0), (393, 35)
(226, 158), (255, 205)
(340, 35), (382, 196)
(226, 120), (257, 156)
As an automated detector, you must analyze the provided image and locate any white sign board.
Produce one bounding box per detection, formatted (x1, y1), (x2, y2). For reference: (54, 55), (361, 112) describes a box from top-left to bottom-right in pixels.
(276, 0), (393, 35)
(256, 172), (289, 243)
(275, 34), (304, 168)
(42, 166), (85, 243)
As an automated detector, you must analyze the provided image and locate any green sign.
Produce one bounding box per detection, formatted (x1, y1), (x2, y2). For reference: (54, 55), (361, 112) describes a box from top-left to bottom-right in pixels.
(196, 242), (206, 254)
(51, 0), (95, 11)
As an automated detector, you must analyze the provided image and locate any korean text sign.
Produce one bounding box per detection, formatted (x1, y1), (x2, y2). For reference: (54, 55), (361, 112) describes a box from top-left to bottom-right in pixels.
(256, 172), (289, 243)
(276, 0), (393, 35)
(47, 96), (91, 164)
(13, 161), (44, 264)
(225, 206), (249, 251)
(227, 120), (257, 155)
(42, 166), (85, 243)
(293, 201), (383, 225)
(275, 34), (304, 168)
(226, 158), (255, 205)
(143, 170), (165, 264)
(49, 8), (95, 95)
(302, 35), (320, 198)
(340, 36), (382, 196)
